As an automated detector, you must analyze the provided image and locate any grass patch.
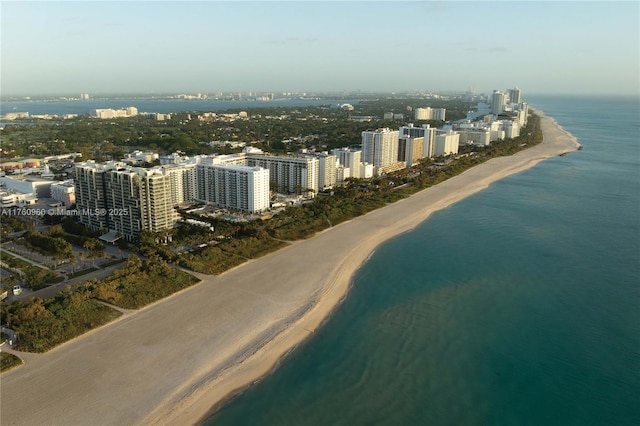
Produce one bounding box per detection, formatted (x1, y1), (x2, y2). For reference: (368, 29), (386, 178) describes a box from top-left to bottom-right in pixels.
(88, 256), (201, 309)
(178, 246), (247, 275)
(217, 237), (290, 259)
(1, 352), (23, 372)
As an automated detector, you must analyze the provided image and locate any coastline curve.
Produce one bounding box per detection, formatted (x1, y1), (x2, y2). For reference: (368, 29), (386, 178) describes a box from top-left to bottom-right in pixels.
(0, 113), (581, 426)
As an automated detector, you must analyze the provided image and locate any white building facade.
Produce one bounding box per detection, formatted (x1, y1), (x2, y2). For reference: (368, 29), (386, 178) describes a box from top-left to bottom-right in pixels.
(361, 128), (399, 169)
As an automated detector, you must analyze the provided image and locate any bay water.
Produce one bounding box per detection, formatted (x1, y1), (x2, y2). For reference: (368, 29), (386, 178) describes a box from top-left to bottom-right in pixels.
(205, 95), (640, 425)
(0, 98), (356, 116)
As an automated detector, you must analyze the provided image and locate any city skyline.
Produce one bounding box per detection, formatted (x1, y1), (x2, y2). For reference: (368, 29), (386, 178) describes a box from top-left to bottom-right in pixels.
(2, 1), (639, 97)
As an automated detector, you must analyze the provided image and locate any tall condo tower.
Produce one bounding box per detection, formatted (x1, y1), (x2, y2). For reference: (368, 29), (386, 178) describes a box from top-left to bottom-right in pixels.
(508, 87), (522, 104)
(492, 90), (506, 115)
(361, 128), (399, 168)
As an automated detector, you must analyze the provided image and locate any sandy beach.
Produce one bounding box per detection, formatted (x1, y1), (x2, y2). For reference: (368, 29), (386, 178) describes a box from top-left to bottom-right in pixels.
(0, 112), (580, 426)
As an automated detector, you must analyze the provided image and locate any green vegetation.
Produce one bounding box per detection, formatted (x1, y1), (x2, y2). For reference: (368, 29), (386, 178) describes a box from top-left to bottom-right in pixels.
(0, 216), (34, 238)
(217, 233), (289, 259)
(0, 252), (62, 291)
(1, 352), (23, 372)
(18, 230), (73, 259)
(0, 255), (199, 352)
(178, 246), (247, 275)
(1, 290), (122, 353)
(138, 221), (289, 275)
(0, 98), (473, 160)
(87, 255), (200, 309)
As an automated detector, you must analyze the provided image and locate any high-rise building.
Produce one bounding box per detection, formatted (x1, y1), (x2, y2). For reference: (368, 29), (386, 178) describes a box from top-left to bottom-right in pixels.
(74, 161), (180, 241)
(206, 164), (270, 213)
(161, 164), (197, 205)
(414, 107), (446, 121)
(457, 130), (491, 147)
(305, 152), (338, 190)
(491, 90), (506, 115)
(246, 154), (319, 194)
(508, 87), (521, 104)
(331, 148), (362, 179)
(361, 128), (399, 169)
(73, 161), (109, 231)
(399, 124), (436, 158)
(434, 130), (460, 156)
(398, 136), (424, 167)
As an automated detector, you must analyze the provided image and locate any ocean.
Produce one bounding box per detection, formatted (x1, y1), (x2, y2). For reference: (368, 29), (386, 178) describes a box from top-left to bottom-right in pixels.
(204, 95), (640, 425)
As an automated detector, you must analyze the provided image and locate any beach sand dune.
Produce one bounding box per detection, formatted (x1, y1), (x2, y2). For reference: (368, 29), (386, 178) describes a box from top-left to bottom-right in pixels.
(0, 113), (580, 426)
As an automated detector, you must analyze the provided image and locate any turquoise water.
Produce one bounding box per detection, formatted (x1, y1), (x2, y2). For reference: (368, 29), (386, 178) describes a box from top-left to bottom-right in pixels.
(206, 95), (640, 425)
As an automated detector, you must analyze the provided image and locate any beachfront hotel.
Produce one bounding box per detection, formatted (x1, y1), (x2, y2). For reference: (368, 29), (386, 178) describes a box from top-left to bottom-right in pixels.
(74, 161), (181, 241)
(362, 128), (401, 168)
(434, 130), (460, 156)
(245, 154), (319, 195)
(399, 124), (437, 159)
(196, 161), (270, 213)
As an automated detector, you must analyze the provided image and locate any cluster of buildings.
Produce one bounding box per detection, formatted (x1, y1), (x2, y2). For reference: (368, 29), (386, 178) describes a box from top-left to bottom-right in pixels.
(91, 107), (138, 119)
(3, 87), (530, 243)
(70, 120), (469, 241)
(72, 149), (315, 240)
(0, 176), (76, 208)
(452, 87), (528, 146)
(1, 112), (30, 121)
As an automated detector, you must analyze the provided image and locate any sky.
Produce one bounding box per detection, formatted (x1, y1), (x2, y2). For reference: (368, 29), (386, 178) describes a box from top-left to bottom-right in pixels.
(1, 1), (639, 96)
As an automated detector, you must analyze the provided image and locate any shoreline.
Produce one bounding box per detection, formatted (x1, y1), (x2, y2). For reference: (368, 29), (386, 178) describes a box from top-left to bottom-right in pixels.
(180, 110), (582, 425)
(0, 112), (581, 426)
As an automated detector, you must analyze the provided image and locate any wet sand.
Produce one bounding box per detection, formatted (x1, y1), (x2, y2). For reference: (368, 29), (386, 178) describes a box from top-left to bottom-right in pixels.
(0, 112), (580, 426)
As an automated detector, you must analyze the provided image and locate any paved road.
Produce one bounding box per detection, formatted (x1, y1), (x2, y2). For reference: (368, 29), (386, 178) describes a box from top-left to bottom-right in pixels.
(13, 261), (127, 301)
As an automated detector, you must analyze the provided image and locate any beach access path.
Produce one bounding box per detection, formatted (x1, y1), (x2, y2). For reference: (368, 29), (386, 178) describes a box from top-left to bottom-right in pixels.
(0, 112), (580, 426)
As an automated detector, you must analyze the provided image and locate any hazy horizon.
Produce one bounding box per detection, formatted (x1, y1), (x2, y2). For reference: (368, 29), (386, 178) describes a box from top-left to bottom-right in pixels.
(2, 1), (639, 97)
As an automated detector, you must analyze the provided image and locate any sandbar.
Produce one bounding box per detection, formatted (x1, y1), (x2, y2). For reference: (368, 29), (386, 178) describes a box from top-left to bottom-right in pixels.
(0, 111), (580, 425)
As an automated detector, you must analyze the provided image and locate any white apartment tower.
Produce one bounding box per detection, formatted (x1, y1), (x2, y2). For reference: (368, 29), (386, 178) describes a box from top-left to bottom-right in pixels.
(207, 165), (270, 213)
(361, 128), (399, 169)
(331, 148), (362, 179)
(434, 130), (460, 156)
(308, 152), (338, 190)
(491, 90), (507, 115)
(246, 155), (319, 194)
(414, 107), (446, 121)
(162, 163), (197, 205)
